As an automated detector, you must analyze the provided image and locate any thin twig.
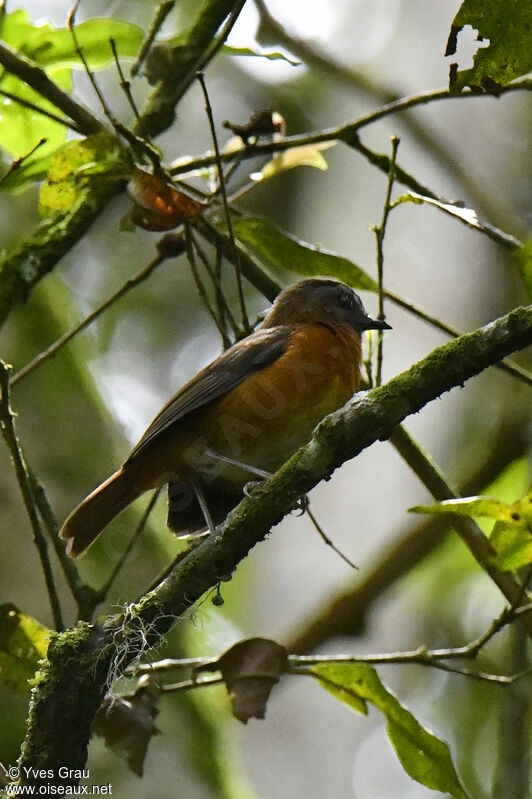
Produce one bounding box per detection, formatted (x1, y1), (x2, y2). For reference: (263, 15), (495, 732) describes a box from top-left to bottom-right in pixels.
(253, 0), (526, 232)
(194, 0), (248, 77)
(135, 656), (213, 672)
(210, 146), (249, 199)
(191, 234), (238, 344)
(68, 1), (117, 127)
(68, 8), (160, 168)
(196, 72), (250, 332)
(0, 88), (82, 132)
(28, 471), (99, 621)
(134, 604), (527, 685)
(96, 489), (162, 604)
(306, 506), (359, 571)
(131, 1), (175, 78)
(0, 138), (47, 187)
(185, 225), (228, 342)
(172, 109), (524, 252)
(0, 361), (63, 630)
(109, 37), (141, 124)
(289, 604), (531, 685)
(194, 215), (282, 302)
(214, 242), (229, 343)
(373, 136), (398, 386)
(383, 290), (532, 386)
(161, 675), (225, 692)
(11, 251), (170, 386)
(290, 659), (526, 685)
(107, 39), (162, 166)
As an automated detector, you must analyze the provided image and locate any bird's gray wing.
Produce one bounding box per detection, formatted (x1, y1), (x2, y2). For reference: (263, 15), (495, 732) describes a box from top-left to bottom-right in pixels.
(127, 325), (292, 460)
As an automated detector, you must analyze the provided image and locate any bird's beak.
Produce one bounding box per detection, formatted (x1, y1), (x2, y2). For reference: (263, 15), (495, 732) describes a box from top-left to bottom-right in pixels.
(362, 317), (392, 331)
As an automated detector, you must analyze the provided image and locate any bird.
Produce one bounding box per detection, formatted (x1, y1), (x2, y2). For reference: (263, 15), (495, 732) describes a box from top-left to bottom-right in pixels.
(60, 278), (391, 556)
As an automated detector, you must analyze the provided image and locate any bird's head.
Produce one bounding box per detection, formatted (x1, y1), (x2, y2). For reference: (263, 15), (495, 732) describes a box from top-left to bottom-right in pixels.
(261, 278), (391, 332)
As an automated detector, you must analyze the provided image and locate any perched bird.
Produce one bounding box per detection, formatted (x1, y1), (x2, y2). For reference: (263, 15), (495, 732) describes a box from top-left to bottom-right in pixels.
(60, 278), (391, 556)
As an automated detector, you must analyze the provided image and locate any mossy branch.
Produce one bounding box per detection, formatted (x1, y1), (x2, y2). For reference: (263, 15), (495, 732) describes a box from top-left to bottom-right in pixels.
(135, 0), (247, 139)
(17, 302), (532, 785)
(0, 185), (123, 327)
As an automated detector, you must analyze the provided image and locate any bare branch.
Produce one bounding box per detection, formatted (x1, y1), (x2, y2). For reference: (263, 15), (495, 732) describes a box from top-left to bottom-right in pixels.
(0, 361), (63, 630)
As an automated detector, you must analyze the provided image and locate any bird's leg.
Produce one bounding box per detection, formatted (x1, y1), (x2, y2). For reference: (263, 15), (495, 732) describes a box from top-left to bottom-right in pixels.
(203, 451), (357, 569)
(190, 477), (217, 535)
(204, 448), (271, 497)
(204, 448), (308, 508)
(204, 448), (271, 479)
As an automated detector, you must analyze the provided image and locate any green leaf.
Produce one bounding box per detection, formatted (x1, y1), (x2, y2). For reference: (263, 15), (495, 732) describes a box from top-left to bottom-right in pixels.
(0, 69), (72, 159)
(409, 493), (532, 527)
(490, 521), (532, 570)
(0, 603), (49, 692)
(29, 19), (142, 70)
(515, 241), (532, 301)
(311, 666), (367, 716)
(312, 663), (469, 799)
(39, 133), (129, 216)
(231, 217), (378, 292)
(0, 11), (142, 159)
(222, 44), (300, 66)
(2, 10), (143, 70)
(446, 0), (532, 93)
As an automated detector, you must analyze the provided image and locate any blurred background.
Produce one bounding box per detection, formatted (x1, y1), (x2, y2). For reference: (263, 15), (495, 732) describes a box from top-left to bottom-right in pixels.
(0, 1), (530, 797)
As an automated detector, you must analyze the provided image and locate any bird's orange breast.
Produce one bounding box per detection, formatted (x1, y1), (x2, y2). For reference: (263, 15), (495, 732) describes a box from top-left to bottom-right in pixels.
(186, 322), (362, 488)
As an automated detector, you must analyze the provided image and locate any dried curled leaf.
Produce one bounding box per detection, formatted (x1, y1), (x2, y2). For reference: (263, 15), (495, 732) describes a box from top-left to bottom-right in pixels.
(197, 637), (287, 723)
(127, 167), (207, 231)
(223, 109), (285, 144)
(93, 679), (160, 776)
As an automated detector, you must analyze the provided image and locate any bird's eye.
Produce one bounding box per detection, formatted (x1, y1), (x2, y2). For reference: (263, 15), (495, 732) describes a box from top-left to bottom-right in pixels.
(338, 291), (354, 310)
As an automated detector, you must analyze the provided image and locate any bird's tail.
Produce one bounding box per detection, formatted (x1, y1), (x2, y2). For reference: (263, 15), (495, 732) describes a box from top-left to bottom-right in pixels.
(60, 469), (139, 557)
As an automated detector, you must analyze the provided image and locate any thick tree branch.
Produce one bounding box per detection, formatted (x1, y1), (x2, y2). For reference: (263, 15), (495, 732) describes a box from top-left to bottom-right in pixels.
(136, 0), (247, 138)
(17, 303), (532, 786)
